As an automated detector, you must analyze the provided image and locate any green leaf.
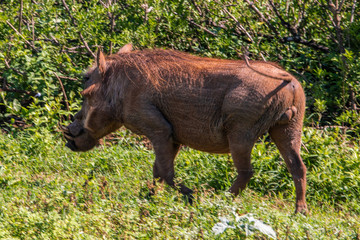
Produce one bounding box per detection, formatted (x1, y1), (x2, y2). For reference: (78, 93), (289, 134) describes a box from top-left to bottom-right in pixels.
(12, 99), (21, 113)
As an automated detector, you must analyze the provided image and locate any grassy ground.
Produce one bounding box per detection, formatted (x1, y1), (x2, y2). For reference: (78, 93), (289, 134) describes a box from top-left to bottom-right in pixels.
(0, 127), (359, 239)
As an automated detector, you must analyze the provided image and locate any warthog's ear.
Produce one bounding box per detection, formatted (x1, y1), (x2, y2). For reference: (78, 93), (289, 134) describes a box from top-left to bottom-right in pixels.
(117, 43), (133, 54)
(96, 49), (106, 75)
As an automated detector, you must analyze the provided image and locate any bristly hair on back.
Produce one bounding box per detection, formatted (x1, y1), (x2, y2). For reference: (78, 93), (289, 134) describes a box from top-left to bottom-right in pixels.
(103, 49), (237, 89)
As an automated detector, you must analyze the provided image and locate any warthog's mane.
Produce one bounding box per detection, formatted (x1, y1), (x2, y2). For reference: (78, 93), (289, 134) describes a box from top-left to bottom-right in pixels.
(104, 49), (239, 89)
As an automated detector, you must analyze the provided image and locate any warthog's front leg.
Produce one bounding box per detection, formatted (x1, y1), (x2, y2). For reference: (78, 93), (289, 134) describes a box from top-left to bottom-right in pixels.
(128, 104), (193, 202)
(152, 139), (193, 202)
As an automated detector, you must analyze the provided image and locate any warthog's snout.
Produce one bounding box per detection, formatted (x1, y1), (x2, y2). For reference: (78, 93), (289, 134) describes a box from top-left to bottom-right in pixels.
(60, 122), (97, 152)
(59, 124), (78, 151)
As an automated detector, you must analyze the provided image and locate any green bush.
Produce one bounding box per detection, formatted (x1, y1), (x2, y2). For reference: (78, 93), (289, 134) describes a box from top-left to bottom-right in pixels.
(1, 0), (359, 131)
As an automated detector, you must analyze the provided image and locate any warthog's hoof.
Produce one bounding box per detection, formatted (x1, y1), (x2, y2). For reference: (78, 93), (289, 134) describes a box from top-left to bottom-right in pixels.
(183, 192), (194, 205)
(295, 204), (308, 215)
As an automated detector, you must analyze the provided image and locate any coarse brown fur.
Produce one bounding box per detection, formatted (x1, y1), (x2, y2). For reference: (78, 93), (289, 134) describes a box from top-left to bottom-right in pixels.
(62, 44), (308, 214)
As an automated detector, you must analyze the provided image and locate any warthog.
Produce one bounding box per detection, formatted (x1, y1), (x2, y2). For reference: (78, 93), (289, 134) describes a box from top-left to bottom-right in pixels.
(62, 44), (307, 214)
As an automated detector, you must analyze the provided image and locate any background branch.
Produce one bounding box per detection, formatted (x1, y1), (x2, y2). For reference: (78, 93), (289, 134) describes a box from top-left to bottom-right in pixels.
(19, 0), (23, 33)
(220, 5), (254, 43)
(0, 87), (37, 96)
(6, 20), (38, 53)
(60, 0), (96, 58)
(244, 0), (280, 36)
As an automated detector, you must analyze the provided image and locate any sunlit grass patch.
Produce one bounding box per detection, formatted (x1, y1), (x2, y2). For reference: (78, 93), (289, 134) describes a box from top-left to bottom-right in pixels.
(0, 128), (359, 239)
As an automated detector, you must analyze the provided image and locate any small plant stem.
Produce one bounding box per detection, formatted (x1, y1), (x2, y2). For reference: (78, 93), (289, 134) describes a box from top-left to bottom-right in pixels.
(19, 0), (23, 33)
(54, 72), (71, 120)
(32, 15), (35, 45)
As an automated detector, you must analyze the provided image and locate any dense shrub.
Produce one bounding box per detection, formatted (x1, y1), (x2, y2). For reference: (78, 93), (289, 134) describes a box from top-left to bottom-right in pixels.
(1, 0), (359, 132)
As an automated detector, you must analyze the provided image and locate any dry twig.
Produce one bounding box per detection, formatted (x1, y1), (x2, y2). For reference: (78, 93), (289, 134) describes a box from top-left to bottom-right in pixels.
(188, 19), (218, 37)
(19, 0), (23, 33)
(6, 20), (38, 52)
(244, 0), (280, 36)
(220, 5), (254, 42)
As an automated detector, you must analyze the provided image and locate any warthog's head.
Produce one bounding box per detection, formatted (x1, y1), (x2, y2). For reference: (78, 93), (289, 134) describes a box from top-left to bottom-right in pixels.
(61, 44), (133, 151)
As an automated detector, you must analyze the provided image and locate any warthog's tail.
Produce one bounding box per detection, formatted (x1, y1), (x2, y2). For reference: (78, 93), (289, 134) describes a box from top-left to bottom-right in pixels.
(243, 55), (292, 82)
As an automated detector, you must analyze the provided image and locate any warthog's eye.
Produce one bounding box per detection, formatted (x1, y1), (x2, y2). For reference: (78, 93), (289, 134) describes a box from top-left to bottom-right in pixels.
(83, 75), (90, 83)
(83, 75), (92, 88)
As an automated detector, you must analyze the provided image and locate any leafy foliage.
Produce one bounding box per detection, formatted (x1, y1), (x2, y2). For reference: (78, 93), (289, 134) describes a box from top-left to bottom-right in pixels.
(0, 0), (359, 131)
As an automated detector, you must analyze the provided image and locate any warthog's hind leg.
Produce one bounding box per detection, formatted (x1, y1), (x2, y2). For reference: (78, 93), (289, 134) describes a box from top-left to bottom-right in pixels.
(269, 123), (308, 214)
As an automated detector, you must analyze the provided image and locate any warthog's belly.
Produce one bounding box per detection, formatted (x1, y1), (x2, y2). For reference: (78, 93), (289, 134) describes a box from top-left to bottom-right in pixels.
(172, 120), (229, 154)
(158, 88), (230, 153)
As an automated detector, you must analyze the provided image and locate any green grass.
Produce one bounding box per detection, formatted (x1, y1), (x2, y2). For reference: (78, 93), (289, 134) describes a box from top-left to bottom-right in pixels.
(0, 127), (359, 239)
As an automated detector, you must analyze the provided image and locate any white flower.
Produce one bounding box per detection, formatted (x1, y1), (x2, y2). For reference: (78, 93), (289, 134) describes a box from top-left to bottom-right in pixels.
(213, 212), (277, 239)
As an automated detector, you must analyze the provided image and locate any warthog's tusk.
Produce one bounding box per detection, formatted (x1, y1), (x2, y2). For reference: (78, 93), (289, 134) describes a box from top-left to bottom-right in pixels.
(58, 124), (69, 133)
(64, 132), (74, 141)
